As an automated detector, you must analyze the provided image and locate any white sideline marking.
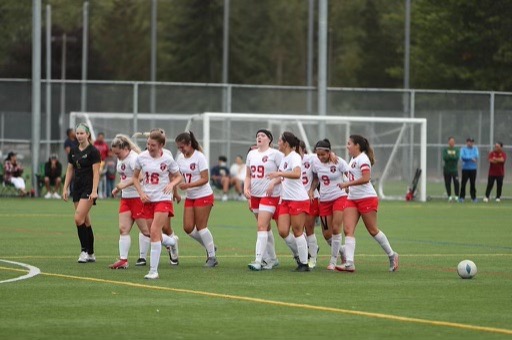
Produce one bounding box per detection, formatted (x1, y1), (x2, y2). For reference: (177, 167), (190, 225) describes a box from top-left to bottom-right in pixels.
(0, 259), (41, 284)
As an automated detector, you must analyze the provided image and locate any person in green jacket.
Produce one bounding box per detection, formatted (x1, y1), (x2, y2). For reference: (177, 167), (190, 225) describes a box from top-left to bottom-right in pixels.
(442, 137), (460, 201)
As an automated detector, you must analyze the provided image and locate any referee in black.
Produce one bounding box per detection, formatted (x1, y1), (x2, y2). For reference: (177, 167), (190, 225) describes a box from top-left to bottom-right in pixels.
(62, 123), (101, 263)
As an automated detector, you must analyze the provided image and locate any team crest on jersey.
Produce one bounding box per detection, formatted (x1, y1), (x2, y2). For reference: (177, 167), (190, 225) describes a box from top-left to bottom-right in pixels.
(190, 163), (196, 171)
(262, 156), (268, 163)
(304, 161), (310, 169)
(160, 163), (167, 171)
(330, 165), (336, 173)
(351, 162), (357, 168)
(284, 162), (288, 169)
(121, 164), (126, 171)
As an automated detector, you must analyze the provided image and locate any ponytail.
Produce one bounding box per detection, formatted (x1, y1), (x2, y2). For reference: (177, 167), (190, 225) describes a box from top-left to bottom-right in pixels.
(350, 135), (375, 165)
(111, 134), (142, 154)
(175, 131), (203, 153)
(281, 131), (300, 153)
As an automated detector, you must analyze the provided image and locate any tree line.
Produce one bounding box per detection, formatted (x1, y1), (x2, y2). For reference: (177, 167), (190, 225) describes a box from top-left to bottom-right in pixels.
(0, 0), (511, 91)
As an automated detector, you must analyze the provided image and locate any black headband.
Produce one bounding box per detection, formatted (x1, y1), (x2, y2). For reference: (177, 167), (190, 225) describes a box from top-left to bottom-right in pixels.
(256, 129), (273, 143)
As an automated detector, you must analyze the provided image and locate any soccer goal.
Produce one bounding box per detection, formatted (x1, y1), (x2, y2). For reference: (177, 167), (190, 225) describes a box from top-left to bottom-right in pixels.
(70, 111), (427, 201)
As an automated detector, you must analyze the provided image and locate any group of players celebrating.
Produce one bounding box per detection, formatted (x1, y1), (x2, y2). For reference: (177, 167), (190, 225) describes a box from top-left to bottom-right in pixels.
(62, 123), (399, 280)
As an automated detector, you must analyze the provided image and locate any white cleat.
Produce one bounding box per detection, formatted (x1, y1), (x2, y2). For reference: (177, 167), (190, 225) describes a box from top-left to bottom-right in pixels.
(144, 271), (159, 280)
(248, 261), (262, 271)
(262, 258), (279, 270)
(389, 252), (399, 272)
(77, 251), (88, 263)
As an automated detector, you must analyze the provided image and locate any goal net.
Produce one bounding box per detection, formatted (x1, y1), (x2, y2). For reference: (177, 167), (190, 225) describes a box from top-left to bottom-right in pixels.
(70, 111), (427, 201)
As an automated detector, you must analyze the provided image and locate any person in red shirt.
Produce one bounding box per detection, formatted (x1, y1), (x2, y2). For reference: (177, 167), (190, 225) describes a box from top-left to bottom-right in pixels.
(484, 142), (506, 202)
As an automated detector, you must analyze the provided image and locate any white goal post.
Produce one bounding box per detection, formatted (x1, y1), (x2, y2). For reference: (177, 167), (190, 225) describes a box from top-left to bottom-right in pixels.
(70, 111), (427, 202)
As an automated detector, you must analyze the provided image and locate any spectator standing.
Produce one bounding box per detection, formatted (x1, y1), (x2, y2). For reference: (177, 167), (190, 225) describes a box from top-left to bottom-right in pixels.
(442, 137), (460, 202)
(459, 138), (479, 203)
(44, 154), (63, 199)
(210, 155), (231, 201)
(484, 142), (506, 202)
(104, 149), (117, 198)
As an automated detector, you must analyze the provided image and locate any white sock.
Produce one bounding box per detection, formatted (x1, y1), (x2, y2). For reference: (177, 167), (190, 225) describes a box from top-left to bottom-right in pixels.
(150, 242), (161, 273)
(198, 228), (216, 257)
(326, 237), (332, 246)
(295, 234), (308, 265)
(139, 233), (150, 259)
(255, 231), (268, 263)
(307, 234), (319, 259)
(284, 234), (298, 257)
(330, 233), (342, 265)
(119, 234), (131, 260)
(161, 233), (176, 247)
(373, 231), (394, 257)
(345, 236), (356, 265)
(264, 229), (277, 261)
(188, 227), (205, 247)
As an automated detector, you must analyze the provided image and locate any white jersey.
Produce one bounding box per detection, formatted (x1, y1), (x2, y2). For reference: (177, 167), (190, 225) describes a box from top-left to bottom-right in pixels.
(246, 148), (283, 197)
(134, 149), (180, 202)
(176, 150), (213, 199)
(302, 154), (319, 199)
(312, 156), (349, 202)
(230, 163), (246, 182)
(117, 150), (140, 199)
(279, 151), (309, 201)
(347, 152), (377, 200)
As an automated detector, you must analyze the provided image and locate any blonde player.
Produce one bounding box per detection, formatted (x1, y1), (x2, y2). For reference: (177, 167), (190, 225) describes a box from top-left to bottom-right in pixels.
(246, 129), (282, 271)
(133, 129), (183, 279)
(174, 131), (218, 268)
(298, 141), (321, 268)
(108, 134), (151, 269)
(269, 131), (310, 272)
(310, 139), (349, 270)
(336, 135), (399, 273)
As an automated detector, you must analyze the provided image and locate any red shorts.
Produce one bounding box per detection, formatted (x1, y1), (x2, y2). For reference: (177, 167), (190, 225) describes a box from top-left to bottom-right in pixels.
(345, 197), (379, 213)
(119, 198), (147, 219)
(308, 198), (320, 217)
(319, 196), (347, 216)
(278, 200), (310, 216)
(250, 196), (280, 216)
(185, 194), (214, 208)
(144, 201), (174, 219)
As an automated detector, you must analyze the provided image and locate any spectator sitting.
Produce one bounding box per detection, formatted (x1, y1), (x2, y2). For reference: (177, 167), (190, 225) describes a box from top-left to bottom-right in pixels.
(44, 154), (63, 199)
(210, 155), (231, 201)
(229, 155), (247, 200)
(4, 152), (27, 196)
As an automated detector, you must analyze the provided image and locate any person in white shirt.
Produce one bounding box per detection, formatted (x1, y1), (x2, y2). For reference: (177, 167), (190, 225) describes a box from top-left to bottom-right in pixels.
(336, 135), (399, 273)
(229, 155), (247, 200)
(246, 129), (282, 271)
(174, 131), (218, 268)
(108, 134), (151, 269)
(309, 139), (349, 270)
(133, 129), (183, 279)
(269, 131), (310, 272)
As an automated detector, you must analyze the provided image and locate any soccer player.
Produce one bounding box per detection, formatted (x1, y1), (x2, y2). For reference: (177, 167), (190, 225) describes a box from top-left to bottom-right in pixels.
(336, 135), (399, 273)
(62, 123), (101, 263)
(269, 131), (310, 272)
(132, 129), (183, 279)
(108, 134), (151, 269)
(246, 129), (282, 271)
(174, 131), (218, 268)
(298, 141), (320, 268)
(310, 139), (349, 270)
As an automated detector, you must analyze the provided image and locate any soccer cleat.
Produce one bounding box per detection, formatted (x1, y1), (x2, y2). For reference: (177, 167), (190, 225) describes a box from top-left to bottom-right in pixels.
(326, 263), (336, 271)
(472, 198), (478, 203)
(44, 192), (52, 199)
(52, 192), (62, 199)
(262, 258), (279, 270)
(168, 235), (179, 265)
(78, 251), (88, 263)
(458, 198), (464, 203)
(448, 196), (453, 202)
(496, 198), (501, 202)
(144, 271), (159, 280)
(389, 252), (399, 272)
(294, 262), (310, 272)
(135, 258), (147, 266)
(308, 257), (317, 269)
(335, 263), (356, 272)
(483, 197), (489, 203)
(248, 261), (262, 271)
(204, 245), (218, 263)
(222, 194), (228, 202)
(109, 259), (128, 269)
(204, 257), (218, 268)
(87, 254), (96, 262)
(293, 255), (301, 266)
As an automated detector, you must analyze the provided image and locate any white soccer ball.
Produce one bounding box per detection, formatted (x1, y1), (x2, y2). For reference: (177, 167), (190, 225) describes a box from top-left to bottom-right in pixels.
(457, 260), (477, 279)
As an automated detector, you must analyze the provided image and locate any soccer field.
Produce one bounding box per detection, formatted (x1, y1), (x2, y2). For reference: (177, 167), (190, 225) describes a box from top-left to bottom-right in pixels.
(0, 198), (511, 339)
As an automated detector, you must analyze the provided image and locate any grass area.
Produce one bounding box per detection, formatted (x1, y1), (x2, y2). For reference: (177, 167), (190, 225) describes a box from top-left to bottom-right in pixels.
(0, 198), (511, 339)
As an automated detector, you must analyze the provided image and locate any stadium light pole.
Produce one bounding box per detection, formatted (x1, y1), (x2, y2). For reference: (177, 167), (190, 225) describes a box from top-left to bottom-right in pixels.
(318, 0), (328, 138)
(81, 0), (89, 113)
(32, 0), (42, 196)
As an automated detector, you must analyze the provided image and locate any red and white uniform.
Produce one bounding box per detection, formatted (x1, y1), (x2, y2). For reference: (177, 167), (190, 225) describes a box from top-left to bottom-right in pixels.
(117, 150), (140, 199)
(176, 150), (213, 199)
(246, 148), (283, 198)
(311, 156), (349, 202)
(279, 151), (309, 201)
(135, 149), (180, 202)
(302, 154), (320, 199)
(347, 153), (377, 200)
